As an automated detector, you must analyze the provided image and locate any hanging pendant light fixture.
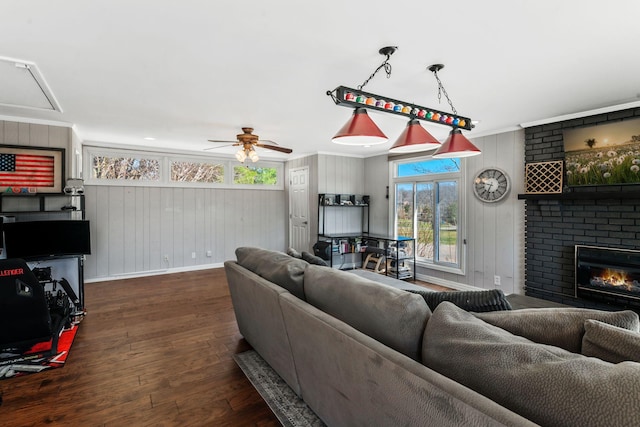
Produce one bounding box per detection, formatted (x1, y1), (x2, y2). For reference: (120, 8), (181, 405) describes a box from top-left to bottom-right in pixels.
(432, 128), (481, 158)
(327, 51), (480, 158)
(389, 119), (440, 153)
(330, 47), (398, 145)
(332, 107), (387, 145)
(427, 64), (481, 158)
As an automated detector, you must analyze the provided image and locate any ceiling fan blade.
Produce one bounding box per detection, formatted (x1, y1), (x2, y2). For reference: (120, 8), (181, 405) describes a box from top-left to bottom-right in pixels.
(256, 143), (292, 154)
(204, 142), (239, 151)
(207, 139), (237, 143)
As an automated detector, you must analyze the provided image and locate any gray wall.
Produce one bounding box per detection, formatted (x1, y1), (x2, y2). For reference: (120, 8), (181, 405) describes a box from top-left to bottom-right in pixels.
(0, 120), (72, 165)
(363, 154), (391, 235)
(1, 119), (526, 290)
(364, 130), (527, 295)
(0, 119), (288, 280)
(83, 185), (286, 279)
(287, 154), (367, 250)
(0, 120), (75, 219)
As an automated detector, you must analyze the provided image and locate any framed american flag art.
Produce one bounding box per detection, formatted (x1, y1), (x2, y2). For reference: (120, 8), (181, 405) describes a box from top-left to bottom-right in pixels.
(0, 145), (65, 194)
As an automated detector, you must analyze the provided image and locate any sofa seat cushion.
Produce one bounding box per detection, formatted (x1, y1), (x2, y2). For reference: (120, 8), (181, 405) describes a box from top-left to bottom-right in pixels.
(474, 307), (639, 353)
(235, 247), (308, 299)
(423, 302), (640, 427)
(582, 319), (640, 363)
(304, 265), (431, 361)
(407, 289), (512, 312)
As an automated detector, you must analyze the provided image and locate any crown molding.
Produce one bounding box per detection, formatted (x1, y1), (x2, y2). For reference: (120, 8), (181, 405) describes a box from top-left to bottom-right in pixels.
(519, 100), (640, 128)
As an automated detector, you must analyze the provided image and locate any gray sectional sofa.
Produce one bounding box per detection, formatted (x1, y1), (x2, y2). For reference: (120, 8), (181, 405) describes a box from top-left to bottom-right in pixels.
(225, 247), (640, 427)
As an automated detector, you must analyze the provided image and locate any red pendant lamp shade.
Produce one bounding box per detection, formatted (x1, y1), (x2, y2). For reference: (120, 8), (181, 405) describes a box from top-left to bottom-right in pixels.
(389, 119), (441, 153)
(432, 128), (481, 158)
(332, 108), (388, 145)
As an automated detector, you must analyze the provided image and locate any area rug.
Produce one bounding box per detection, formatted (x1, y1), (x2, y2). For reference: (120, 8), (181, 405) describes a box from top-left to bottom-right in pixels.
(233, 350), (326, 427)
(0, 324), (79, 380)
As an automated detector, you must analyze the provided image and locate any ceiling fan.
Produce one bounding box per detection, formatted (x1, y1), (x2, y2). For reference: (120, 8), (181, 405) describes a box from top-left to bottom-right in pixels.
(206, 127), (292, 163)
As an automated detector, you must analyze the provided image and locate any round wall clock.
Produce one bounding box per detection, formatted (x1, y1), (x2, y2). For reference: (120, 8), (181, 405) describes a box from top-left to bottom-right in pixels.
(473, 168), (510, 203)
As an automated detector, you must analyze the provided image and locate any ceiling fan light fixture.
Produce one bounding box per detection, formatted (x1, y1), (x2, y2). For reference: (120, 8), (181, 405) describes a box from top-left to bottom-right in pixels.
(207, 127), (292, 159)
(389, 119), (441, 153)
(332, 107), (388, 146)
(235, 149), (247, 162)
(431, 128), (481, 159)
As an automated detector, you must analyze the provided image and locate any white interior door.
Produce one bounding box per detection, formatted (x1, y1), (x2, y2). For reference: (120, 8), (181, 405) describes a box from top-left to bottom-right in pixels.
(289, 167), (309, 252)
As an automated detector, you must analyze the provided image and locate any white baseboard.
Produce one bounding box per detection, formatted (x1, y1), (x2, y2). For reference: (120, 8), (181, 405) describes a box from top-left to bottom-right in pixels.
(85, 262), (225, 283)
(415, 272), (483, 292)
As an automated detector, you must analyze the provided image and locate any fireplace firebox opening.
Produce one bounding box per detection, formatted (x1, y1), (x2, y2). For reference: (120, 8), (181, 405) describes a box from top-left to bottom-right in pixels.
(575, 245), (640, 301)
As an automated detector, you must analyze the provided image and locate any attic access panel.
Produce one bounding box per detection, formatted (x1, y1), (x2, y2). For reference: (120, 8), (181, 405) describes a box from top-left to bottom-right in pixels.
(0, 57), (61, 112)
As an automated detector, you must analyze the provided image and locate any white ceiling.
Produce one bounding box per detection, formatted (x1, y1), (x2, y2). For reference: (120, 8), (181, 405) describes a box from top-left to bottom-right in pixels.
(1, 0), (640, 161)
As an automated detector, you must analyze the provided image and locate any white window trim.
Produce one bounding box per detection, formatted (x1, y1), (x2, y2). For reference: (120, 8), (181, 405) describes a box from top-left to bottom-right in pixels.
(389, 155), (467, 275)
(83, 146), (284, 190)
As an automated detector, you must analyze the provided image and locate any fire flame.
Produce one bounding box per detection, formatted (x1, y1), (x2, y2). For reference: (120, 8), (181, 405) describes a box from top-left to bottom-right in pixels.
(595, 268), (632, 290)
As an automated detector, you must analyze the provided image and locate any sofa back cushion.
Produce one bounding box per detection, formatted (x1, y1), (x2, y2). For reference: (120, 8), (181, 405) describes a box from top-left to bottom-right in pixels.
(423, 302), (640, 427)
(235, 247), (307, 299)
(301, 251), (329, 266)
(407, 289), (512, 312)
(303, 265), (431, 361)
(582, 319), (640, 363)
(474, 307), (639, 353)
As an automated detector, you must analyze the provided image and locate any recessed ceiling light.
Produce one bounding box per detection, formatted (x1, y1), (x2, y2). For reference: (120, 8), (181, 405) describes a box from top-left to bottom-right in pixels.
(144, 137), (156, 141)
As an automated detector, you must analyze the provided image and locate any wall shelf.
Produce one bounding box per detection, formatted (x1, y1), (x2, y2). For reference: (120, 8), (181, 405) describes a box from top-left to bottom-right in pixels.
(0, 194), (85, 219)
(317, 194), (369, 270)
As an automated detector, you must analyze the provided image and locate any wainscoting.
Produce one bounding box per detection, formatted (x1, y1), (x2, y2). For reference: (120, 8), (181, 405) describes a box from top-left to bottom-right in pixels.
(83, 185), (286, 280)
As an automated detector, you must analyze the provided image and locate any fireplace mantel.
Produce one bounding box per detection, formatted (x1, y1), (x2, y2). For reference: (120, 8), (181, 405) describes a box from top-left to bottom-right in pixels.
(518, 190), (640, 201)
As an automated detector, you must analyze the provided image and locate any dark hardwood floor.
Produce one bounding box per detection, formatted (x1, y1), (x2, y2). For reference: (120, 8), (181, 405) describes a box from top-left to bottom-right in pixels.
(0, 267), (447, 426)
(0, 268), (279, 427)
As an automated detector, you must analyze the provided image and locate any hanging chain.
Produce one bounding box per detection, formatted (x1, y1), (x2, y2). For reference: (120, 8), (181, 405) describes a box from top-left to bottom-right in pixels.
(432, 68), (457, 115)
(357, 52), (394, 90)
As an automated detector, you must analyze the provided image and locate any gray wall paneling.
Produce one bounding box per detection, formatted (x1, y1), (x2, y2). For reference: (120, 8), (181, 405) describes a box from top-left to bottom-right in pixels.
(360, 130), (525, 293)
(0, 119), (73, 217)
(413, 130), (525, 293)
(83, 185), (286, 280)
(2, 119), (525, 289)
(0, 120), (72, 171)
(317, 154), (365, 236)
(363, 154), (390, 236)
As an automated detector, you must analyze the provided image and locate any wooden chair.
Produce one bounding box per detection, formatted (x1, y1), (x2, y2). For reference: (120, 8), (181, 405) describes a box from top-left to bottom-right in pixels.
(362, 252), (386, 273)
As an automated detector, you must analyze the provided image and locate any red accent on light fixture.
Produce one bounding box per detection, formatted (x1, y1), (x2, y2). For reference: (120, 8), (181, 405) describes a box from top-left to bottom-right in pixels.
(332, 107), (388, 145)
(432, 128), (481, 158)
(389, 119), (441, 154)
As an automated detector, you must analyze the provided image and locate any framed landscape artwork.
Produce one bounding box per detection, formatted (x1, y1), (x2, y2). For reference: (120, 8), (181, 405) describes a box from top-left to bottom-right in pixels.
(0, 145), (65, 194)
(564, 117), (640, 186)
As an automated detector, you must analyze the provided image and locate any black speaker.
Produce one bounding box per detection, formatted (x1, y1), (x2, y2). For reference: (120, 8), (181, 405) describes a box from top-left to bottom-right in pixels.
(0, 259), (52, 350)
(313, 241), (332, 261)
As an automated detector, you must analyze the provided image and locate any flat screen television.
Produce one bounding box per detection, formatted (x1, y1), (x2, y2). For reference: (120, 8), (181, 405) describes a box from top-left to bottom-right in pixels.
(3, 220), (91, 260)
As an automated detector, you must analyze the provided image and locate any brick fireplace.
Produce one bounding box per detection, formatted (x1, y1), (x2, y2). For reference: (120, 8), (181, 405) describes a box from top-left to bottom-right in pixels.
(523, 106), (640, 312)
